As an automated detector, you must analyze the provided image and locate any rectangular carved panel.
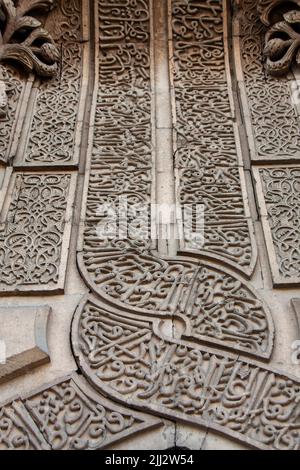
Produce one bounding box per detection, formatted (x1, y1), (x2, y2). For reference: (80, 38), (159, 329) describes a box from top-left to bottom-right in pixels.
(254, 166), (300, 286)
(13, 0), (87, 167)
(235, 0), (300, 162)
(0, 172), (76, 293)
(171, 0), (256, 275)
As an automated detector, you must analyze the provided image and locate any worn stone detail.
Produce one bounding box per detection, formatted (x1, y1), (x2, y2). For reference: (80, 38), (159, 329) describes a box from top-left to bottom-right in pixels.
(0, 0), (299, 452)
(23, 374), (162, 450)
(236, 0), (300, 160)
(0, 64), (24, 163)
(0, 374), (161, 450)
(0, 0), (59, 77)
(0, 305), (50, 384)
(254, 166), (300, 285)
(72, 296), (300, 451)
(79, 252), (273, 359)
(172, 0), (255, 274)
(78, 0), (272, 359)
(14, 0), (85, 166)
(0, 400), (49, 450)
(0, 79), (7, 117)
(0, 173), (76, 293)
(291, 298), (300, 334)
(258, 0), (300, 75)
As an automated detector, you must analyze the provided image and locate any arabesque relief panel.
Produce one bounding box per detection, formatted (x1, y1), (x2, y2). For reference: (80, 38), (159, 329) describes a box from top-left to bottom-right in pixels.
(0, 0), (299, 452)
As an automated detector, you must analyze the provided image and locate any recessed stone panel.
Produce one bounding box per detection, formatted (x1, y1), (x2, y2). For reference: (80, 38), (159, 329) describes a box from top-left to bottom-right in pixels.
(0, 305), (51, 384)
(0, 172), (76, 294)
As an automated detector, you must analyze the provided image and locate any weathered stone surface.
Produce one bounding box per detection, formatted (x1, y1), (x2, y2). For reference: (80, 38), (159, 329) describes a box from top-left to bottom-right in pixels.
(0, 399), (49, 450)
(24, 374), (163, 450)
(254, 166), (300, 286)
(0, 0), (59, 78)
(72, 295), (300, 451)
(0, 172), (77, 293)
(0, 0), (300, 452)
(0, 305), (50, 384)
(235, 0), (300, 161)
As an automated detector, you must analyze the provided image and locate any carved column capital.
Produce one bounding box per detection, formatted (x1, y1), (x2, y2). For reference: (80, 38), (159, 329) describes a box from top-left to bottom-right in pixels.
(0, 0), (59, 78)
(258, 0), (300, 75)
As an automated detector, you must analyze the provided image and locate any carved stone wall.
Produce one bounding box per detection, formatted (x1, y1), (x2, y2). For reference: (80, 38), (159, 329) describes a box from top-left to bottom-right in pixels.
(0, 0), (300, 451)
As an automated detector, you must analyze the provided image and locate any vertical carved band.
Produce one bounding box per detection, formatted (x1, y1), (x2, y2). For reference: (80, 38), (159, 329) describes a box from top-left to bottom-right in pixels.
(172, 0), (256, 275)
(254, 166), (300, 285)
(235, 0), (300, 161)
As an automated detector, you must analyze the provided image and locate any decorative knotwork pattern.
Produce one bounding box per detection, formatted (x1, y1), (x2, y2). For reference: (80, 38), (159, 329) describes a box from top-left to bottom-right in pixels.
(79, 0), (273, 359)
(172, 0), (254, 272)
(0, 173), (72, 290)
(73, 298), (300, 451)
(23, 0), (83, 164)
(259, 167), (300, 281)
(83, 252), (273, 358)
(239, 0), (300, 159)
(83, 0), (152, 259)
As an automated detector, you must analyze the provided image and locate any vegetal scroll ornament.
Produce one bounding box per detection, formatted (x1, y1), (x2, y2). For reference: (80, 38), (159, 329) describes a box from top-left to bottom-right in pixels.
(0, 0), (59, 78)
(259, 0), (300, 75)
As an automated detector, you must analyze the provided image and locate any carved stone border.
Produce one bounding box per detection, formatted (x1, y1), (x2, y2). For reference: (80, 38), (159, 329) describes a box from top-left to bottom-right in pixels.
(0, 373), (163, 450)
(0, 171), (77, 294)
(71, 294), (300, 451)
(253, 165), (300, 286)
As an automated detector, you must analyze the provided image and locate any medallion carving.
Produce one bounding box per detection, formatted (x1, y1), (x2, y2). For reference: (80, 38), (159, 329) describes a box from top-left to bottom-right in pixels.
(72, 296), (300, 451)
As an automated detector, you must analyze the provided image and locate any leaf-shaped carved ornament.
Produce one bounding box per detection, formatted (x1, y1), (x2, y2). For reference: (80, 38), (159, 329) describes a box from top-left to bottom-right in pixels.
(0, 0), (59, 77)
(258, 0), (300, 75)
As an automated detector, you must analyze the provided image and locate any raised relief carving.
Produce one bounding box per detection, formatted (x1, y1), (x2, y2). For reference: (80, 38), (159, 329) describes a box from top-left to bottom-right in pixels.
(72, 296), (300, 451)
(0, 0), (59, 77)
(172, 0), (256, 274)
(0, 375), (161, 449)
(0, 64), (23, 163)
(254, 166), (300, 286)
(0, 172), (76, 293)
(236, 0), (300, 160)
(23, 375), (162, 450)
(0, 400), (49, 449)
(14, 0), (86, 166)
(258, 0), (300, 75)
(78, 0), (271, 360)
(0, 78), (7, 117)
(80, 252), (274, 359)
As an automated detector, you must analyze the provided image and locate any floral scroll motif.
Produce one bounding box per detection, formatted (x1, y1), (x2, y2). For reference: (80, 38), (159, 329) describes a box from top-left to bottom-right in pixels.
(0, 0), (59, 77)
(258, 0), (300, 75)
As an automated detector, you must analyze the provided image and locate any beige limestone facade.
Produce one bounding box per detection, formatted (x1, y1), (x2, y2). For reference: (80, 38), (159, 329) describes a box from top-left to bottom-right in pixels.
(0, 0), (300, 451)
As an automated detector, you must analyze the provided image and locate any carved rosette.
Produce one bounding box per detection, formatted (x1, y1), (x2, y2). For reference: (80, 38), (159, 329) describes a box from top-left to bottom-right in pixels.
(258, 0), (300, 75)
